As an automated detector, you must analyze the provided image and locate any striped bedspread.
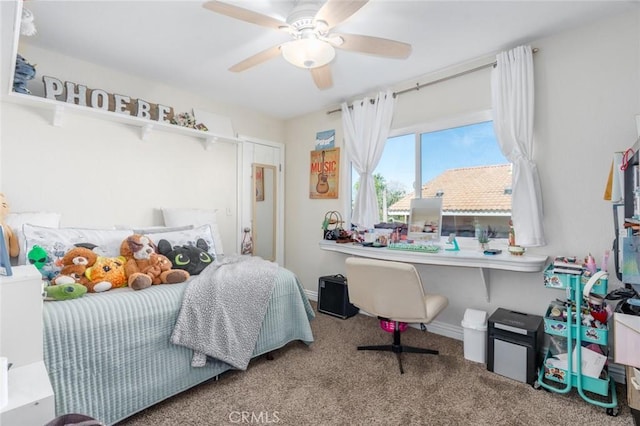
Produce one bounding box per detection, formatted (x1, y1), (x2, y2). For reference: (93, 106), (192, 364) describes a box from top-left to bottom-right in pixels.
(43, 267), (315, 425)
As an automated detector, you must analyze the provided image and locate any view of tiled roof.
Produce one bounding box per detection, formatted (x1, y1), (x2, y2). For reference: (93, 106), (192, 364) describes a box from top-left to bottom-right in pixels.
(388, 164), (512, 214)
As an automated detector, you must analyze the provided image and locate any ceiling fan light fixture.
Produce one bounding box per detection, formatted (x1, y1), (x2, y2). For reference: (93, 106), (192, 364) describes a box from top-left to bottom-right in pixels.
(281, 38), (335, 69)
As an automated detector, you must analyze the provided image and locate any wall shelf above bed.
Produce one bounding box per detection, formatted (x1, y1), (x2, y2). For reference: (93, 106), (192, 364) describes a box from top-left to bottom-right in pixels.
(3, 92), (242, 150)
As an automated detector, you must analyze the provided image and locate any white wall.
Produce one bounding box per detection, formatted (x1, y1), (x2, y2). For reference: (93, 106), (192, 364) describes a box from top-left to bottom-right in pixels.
(283, 11), (640, 335)
(1, 44), (285, 255)
(1, 7), (638, 337)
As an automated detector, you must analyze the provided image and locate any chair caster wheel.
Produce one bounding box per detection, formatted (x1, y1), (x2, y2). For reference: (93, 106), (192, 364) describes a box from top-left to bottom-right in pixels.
(606, 407), (619, 417)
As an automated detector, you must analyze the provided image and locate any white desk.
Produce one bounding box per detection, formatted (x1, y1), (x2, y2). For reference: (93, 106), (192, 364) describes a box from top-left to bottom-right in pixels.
(319, 241), (548, 302)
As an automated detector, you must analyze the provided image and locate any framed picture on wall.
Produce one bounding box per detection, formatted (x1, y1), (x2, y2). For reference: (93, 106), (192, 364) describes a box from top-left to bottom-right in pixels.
(0, 226), (13, 276)
(255, 166), (265, 202)
(315, 129), (335, 150)
(310, 147), (340, 199)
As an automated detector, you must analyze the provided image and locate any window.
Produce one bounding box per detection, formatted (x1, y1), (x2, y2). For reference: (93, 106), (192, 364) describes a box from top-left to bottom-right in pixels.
(350, 111), (511, 241)
(351, 133), (415, 223)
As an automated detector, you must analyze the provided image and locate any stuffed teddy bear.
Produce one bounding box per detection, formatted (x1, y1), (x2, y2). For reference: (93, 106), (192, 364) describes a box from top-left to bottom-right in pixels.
(0, 193), (20, 258)
(50, 246), (98, 286)
(157, 238), (213, 276)
(120, 234), (189, 291)
(141, 253), (175, 284)
(84, 256), (127, 293)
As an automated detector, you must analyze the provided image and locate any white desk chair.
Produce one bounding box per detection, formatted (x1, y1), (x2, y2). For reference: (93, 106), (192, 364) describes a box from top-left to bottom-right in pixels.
(345, 257), (449, 374)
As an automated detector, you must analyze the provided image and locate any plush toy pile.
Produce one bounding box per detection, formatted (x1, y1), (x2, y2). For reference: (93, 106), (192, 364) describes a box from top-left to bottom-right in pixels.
(33, 234), (194, 300)
(120, 234), (190, 291)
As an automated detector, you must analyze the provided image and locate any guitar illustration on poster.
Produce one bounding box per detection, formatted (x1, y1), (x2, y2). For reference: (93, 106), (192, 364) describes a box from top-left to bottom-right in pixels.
(316, 151), (330, 194)
(310, 148), (340, 199)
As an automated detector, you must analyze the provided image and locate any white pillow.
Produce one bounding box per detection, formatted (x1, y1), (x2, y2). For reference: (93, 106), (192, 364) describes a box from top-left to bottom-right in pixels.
(162, 208), (224, 255)
(142, 224), (216, 258)
(23, 224), (133, 280)
(133, 225), (194, 234)
(5, 212), (61, 265)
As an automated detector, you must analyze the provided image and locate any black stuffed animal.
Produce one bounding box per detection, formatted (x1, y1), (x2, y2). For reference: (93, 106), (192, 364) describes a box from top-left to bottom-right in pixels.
(157, 238), (214, 276)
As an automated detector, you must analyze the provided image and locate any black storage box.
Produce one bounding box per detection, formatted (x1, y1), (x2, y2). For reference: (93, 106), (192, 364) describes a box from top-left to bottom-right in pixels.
(487, 308), (544, 386)
(318, 274), (359, 319)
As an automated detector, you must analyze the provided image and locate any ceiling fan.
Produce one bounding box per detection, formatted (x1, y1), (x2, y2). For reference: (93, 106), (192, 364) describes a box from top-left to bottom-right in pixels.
(202, 0), (412, 90)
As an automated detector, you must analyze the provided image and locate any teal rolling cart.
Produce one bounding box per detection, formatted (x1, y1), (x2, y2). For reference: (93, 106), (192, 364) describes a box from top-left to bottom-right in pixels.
(536, 266), (619, 416)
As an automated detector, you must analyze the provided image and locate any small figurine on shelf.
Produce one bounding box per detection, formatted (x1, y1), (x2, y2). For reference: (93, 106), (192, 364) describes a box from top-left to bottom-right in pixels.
(508, 220), (516, 247)
(170, 111), (197, 129)
(241, 227), (253, 255)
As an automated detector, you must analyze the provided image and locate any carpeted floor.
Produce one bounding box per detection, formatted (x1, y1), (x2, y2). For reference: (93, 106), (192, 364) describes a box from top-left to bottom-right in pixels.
(118, 303), (634, 425)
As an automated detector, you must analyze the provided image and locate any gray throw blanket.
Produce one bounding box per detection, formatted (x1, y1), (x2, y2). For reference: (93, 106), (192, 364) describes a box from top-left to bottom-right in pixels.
(170, 254), (278, 370)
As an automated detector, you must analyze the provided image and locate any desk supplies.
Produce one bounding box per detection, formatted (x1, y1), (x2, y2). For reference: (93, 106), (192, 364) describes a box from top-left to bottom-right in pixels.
(484, 249), (502, 255)
(508, 245), (525, 256)
(445, 234), (459, 251)
(322, 211), (344, 240)
(361, 242), (387, 248)
(387, 242), (440, 253)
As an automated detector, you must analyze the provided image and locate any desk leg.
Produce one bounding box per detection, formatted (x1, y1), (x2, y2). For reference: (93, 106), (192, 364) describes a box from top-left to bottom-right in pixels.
(479, 268), (490, 302)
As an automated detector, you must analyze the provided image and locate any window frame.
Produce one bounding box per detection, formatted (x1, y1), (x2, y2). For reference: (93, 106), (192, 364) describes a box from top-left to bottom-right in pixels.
(343, 109), (511, 247)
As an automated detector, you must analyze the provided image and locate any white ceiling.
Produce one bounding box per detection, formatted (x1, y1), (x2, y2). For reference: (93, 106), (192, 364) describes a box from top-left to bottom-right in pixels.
(17, 0), (639, 120)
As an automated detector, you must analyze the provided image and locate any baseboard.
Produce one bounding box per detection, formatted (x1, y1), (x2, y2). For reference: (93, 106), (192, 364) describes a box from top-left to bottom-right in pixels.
(417, 321), (464, 341)
(305, 289), (626, 383)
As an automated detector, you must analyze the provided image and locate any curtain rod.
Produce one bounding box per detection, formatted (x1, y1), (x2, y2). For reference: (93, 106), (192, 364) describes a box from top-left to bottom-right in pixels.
(326, 47), (539, 115)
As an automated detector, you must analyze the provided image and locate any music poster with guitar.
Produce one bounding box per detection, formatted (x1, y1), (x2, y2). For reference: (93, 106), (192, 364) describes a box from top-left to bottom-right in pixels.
(309, 148), (340, 199)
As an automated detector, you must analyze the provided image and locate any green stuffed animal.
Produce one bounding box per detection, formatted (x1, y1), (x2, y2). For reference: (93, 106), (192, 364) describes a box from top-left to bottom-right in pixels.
(28, 245), (48, 270)
(44, 283), (87, 301)
(28, 245), (60, 281)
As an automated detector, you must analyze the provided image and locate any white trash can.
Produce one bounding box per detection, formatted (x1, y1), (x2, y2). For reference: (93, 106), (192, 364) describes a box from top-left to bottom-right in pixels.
(461, 308), (488, 363)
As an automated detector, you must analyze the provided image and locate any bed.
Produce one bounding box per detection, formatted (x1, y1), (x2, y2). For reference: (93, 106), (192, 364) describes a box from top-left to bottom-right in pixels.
(42, 266), (315, 425)
(7, 209), (314, 424)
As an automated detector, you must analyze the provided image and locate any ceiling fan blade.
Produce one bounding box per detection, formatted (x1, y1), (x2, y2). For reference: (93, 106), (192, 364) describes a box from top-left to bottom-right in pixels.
(203, 1), (286, 31)
(229, 45), (282, 72)
(331, 33), (412, 59)
(310, 65), (333, 90)
(315, 0), (369, 30)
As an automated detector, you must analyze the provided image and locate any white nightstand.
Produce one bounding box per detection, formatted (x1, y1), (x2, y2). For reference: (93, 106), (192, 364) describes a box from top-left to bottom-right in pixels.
(0, 265), (55, 425)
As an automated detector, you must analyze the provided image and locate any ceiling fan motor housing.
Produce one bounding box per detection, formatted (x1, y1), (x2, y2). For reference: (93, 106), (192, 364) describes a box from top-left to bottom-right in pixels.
(281, 1), (335, 69)
(286, 1), (328, 37)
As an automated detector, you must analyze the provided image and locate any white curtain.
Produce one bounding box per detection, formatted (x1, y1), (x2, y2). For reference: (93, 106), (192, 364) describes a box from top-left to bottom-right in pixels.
(341, 90), (395, 229)
(492, 45), (545, 247)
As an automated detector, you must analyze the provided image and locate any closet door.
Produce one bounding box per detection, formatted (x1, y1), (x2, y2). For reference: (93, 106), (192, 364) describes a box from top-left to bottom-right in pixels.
(238, 137), (284, 265)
